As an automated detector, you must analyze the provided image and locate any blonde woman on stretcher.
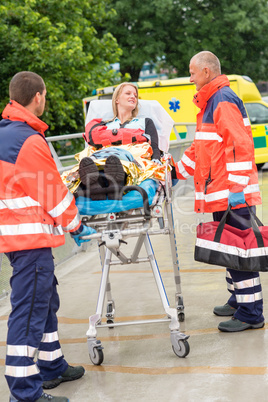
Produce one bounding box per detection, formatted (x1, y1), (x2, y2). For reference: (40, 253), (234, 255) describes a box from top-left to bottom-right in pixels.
(78, 82), (161, 200)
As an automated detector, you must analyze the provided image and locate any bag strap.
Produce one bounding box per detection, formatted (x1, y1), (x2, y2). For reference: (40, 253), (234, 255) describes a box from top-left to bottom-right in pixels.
(245, 201), (263, 227)
(214, 203), (265, 248)
(214, 205), (231, 243)
(245, 202), (264, 248)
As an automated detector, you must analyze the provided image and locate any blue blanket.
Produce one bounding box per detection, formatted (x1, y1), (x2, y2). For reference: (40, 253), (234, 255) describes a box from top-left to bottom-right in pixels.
(76, 179), (158, 215)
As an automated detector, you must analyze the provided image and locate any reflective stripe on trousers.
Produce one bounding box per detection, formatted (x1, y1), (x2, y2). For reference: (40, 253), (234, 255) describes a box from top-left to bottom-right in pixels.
(4, 248), (68, 401)
(213, 206), (264, 324)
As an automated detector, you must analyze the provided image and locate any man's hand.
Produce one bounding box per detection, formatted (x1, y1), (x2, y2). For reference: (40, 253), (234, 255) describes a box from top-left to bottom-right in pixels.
(71, 225), (96, 247)
(228, 191), (245, 207)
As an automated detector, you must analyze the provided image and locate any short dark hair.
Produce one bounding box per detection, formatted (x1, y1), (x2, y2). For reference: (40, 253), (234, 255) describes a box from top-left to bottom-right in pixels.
(9, 71), (45, 107)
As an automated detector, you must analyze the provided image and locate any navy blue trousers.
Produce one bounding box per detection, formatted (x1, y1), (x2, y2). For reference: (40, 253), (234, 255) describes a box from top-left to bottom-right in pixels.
(213, 206), (264, 324)
(5, 248), (68, 401)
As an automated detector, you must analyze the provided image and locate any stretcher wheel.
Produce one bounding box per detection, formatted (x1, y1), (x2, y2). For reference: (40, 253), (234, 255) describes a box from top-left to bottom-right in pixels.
(178, 312), (185, 322)
(172, 339), (190, 358)
(89, 346), (104, 365)
(107, 319), (114, 328)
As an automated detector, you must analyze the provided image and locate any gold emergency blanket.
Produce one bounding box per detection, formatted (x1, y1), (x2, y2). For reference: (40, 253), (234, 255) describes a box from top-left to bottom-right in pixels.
(61, 143), (167, 194)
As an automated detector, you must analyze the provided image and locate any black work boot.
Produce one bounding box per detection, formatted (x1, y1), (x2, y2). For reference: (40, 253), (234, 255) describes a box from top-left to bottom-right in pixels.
(42, 365), (85, 390)
(10, 393), (69, 402)
(36, 393), (69, 401)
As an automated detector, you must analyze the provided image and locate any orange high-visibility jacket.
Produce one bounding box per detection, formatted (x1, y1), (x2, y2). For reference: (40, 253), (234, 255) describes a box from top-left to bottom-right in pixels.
(0, 101), (81, 252)
(175, 75), (261, 213)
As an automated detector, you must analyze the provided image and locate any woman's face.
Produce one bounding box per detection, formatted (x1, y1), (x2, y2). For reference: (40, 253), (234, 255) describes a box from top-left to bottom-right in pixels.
(116, 85), (138, 114)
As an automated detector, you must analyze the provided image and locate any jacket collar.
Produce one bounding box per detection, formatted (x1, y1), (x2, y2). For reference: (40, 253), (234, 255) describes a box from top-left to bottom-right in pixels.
(2, 100), (48, 136)
(193, 74), (230, 110)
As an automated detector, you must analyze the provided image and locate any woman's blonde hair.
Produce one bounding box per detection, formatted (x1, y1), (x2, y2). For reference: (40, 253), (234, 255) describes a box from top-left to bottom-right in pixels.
(112, 82), (139, 119)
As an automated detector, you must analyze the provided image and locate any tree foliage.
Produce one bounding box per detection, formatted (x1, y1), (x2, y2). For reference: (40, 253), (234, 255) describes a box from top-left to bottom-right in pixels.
(163, 0), (268, 81)
(0, 0), (121, 136)
(106, 0), (268, 82)
(103, 0), (170, 81)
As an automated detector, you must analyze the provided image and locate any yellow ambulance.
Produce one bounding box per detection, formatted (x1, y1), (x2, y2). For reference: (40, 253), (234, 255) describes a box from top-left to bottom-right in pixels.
(83, 75), (268, 167)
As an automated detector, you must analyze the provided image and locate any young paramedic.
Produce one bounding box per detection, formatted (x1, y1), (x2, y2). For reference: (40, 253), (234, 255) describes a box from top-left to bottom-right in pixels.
(174, 51), (264, 332)
(0, 71), (95, 402)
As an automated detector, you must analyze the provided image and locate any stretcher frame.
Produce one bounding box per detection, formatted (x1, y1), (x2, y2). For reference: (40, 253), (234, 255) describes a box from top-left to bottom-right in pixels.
(80, 158), (190, 365)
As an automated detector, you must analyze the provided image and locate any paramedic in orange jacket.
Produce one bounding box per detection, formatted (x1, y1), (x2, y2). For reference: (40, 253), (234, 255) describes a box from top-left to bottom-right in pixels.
(0, 72), (95, 402)
(175, 51), (264, 332)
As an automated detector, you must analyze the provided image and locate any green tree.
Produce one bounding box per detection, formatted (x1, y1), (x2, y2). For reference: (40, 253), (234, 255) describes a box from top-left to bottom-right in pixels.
(0, 0), (121, 137)
(163, 0), (268, 81)
(106, 0), (268, 82)
(104, 0), (173, 81)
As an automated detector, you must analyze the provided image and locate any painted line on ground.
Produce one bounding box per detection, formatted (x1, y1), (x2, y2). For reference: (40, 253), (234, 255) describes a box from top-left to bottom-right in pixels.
(0, 358), (267, 376)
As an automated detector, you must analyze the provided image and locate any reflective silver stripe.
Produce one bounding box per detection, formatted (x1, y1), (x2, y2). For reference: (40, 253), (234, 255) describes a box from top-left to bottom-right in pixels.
(5, 364), (40, 377)
(196, 183), (259, 203)
(42, 331), (59, 343)
(48, 191), (73, 218)
(0, 222), (63, 236)
(7, 345), (37, 358)
(236, 291), (263, 304)
(226, 271), (232, 279)
(182, 153), (196, 170)
(38, 348), (62, 361)
(195, 189), (229, 202)
(177, 160), (191, 179)
(234, 277), (261, 289)
(195, 192), (205, 200)
(196, 238), (268, 258)
(244, 184), (260, 194)
(228, 173), (249, 186)
(63, 213), (81, 232)
(0, 196), (40, 210)
(195, 132), (223, 142)
(227, 282), (234, 291)
(243, 117), (251, 127)
(226, 161), (252, 171)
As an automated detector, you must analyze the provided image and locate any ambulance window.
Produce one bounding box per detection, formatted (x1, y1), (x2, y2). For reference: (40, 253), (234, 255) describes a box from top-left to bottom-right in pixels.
(244, 103), (268, 124)
(99, 95), (113, 99)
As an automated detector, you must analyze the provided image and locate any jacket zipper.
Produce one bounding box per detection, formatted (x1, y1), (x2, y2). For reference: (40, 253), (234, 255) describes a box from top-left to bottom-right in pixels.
(26, 268), (38, 336)
(204, 168), (212, 194)
(233, 141), (236, 162)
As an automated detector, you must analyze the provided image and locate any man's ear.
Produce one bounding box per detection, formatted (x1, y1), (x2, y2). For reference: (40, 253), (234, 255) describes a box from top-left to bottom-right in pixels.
(34, 92), (41, 105)
(203, 67), (210, 78)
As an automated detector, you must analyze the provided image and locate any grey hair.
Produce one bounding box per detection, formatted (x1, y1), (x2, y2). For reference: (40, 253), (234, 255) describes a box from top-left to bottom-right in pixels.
(191, 51), (221, 75)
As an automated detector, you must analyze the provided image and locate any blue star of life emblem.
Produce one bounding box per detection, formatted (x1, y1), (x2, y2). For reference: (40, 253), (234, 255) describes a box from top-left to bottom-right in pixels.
(169, 98), (180, 112)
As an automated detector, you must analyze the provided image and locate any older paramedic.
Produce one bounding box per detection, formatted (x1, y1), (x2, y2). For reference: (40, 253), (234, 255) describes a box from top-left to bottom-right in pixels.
(78, 82), (162, 200)
(174, 51), (264, 332)
(0, 71), (95, 402)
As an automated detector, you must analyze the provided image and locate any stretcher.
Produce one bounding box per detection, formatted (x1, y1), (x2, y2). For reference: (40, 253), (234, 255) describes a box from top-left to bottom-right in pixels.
(76, 100), (190, 365)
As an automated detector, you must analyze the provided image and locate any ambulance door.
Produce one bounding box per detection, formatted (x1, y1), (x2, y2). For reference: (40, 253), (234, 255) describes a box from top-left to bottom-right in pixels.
(244, 101), (268, 167)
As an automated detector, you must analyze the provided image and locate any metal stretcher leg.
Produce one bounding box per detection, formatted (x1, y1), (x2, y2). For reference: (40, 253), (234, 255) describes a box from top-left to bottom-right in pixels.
(165, 201), (185, 321)
(143, 234), (189, 357)
(86, 247), (113, 365)
(85, 198), (190, 364)
(99, 243), (115, 325)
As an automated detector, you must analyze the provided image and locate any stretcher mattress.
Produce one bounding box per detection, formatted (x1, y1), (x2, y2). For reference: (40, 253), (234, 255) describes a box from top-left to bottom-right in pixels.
(75, 179), (158, 215)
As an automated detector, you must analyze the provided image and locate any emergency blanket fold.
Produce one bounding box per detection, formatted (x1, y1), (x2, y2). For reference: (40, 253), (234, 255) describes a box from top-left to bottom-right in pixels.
(194, 206), (268, 272)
